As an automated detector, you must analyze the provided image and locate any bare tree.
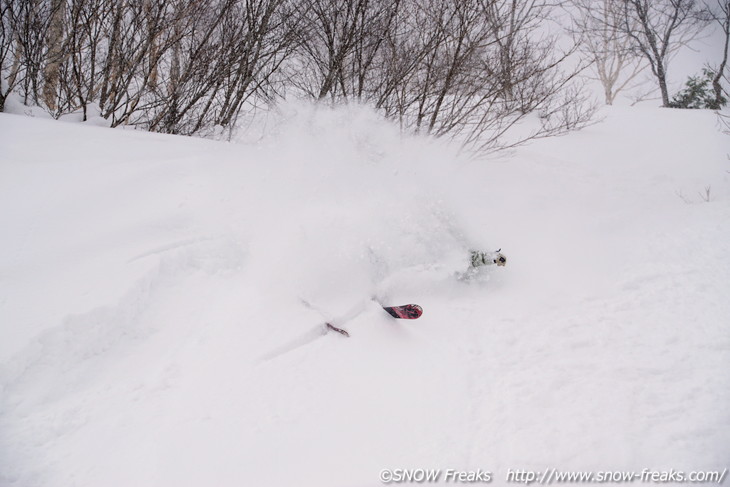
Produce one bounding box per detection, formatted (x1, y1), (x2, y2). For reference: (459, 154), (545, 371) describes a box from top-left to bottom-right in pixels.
(59, 0), (115, 120)
(144, 0), (297, 135)
(210, 0), (298, 129)
(1, 0), (594, 149)
(101, 0), (180, 127)
(569, 0), (646, 104)
(702, 0), (729, 106)
(619, 0), (709, 107)
(291, 0), (402, 100)
(399, 0), (493, 135)
(341, 0), (403, 101)
(0, 0), (16, 111)
(7, 0), (53, 107)
(381, 0), (596, 153)
(42, 0), (64, 114)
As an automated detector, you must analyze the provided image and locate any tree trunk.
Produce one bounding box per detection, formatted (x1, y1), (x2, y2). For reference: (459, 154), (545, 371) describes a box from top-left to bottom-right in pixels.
(656, 61), (670, 107)
(605, 84), (615, 105)
(713, 15), (729, 107)
(43, 0), (65, 114)
(146, 0), (160, 90)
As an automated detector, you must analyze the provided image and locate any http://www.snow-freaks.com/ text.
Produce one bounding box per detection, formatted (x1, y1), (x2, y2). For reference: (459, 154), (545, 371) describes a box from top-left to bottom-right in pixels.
(378, 467), (728, 484)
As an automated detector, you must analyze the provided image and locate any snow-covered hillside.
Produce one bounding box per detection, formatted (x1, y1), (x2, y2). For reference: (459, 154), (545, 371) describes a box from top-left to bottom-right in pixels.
(1, 103), (729, 487)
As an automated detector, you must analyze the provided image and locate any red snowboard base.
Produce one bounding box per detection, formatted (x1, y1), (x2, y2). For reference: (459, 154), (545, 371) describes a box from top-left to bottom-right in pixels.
(382, 304), (423, 320)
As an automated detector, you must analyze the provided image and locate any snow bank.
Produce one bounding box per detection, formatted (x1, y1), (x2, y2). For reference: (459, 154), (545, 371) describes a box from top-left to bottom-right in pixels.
(1, 103), (728, 487)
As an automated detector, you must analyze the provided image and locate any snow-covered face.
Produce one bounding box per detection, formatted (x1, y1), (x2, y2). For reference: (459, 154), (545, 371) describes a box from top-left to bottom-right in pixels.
(495, 253), (507, 266)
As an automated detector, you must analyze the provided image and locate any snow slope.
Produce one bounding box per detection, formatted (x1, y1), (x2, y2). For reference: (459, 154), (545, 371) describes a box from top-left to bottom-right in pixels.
(1, 103), (729, 486)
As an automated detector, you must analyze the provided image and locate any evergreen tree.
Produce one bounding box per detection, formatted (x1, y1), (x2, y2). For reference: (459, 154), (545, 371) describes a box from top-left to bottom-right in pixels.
(669, 69), (727, 109)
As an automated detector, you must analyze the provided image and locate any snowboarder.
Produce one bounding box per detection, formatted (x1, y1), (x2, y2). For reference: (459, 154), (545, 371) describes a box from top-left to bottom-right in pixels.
(470, 249), (507, 268)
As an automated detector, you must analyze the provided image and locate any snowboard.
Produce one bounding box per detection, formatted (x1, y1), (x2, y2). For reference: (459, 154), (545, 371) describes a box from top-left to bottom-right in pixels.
(382, 304), (423, 320)
(326, 322), (351, 336)
(322, 303), (423, 337)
